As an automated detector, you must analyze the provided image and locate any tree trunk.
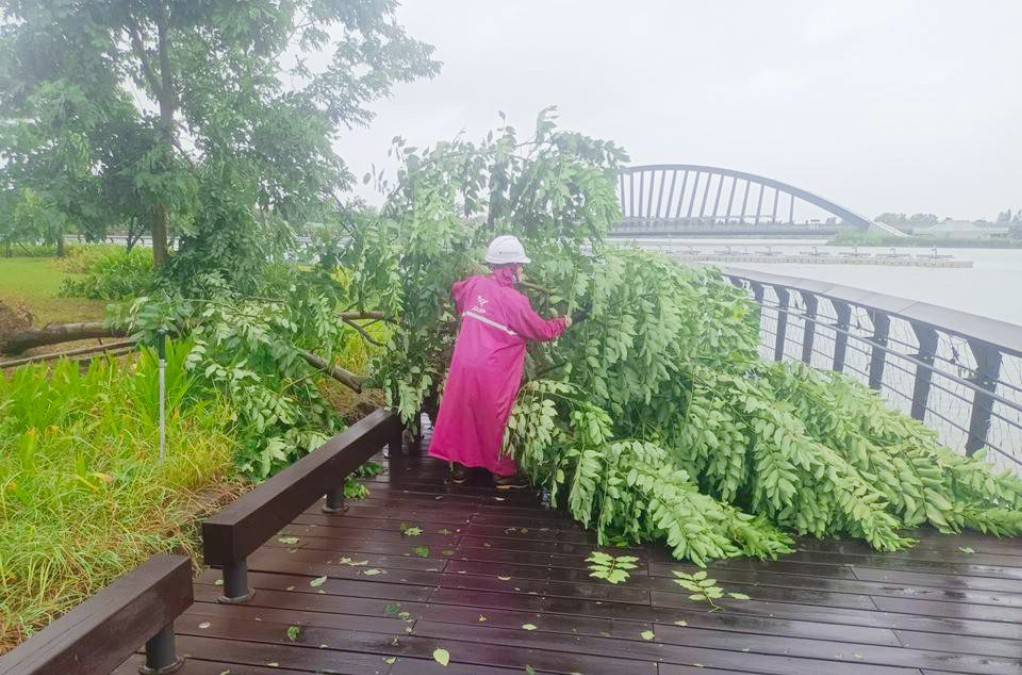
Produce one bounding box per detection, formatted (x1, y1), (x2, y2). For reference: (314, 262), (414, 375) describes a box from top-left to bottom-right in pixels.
(1, 322), (128, 355)
(151, 205), (169, 267)
(151, 0), (176, 269)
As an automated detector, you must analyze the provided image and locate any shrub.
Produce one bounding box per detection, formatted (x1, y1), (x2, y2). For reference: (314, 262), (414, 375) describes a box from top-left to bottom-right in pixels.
(59, 246), (155, 300)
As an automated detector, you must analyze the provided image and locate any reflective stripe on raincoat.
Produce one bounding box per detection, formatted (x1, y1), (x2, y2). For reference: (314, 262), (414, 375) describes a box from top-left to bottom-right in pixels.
(428, 267), (568, 476)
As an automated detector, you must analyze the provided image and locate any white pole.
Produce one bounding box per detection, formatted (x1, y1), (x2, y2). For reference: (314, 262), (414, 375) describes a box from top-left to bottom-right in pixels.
(158, 332), (167, 461)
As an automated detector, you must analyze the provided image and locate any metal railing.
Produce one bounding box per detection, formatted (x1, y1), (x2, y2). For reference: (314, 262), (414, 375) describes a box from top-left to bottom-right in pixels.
(725, 268), (1022, 473)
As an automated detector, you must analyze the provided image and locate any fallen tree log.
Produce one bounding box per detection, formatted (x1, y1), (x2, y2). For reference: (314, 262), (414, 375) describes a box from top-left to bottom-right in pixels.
(0, 322), (130, 355)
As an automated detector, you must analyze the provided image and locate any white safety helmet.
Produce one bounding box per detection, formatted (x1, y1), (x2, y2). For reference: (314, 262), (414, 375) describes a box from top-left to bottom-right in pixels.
(484, 235), (531, 265)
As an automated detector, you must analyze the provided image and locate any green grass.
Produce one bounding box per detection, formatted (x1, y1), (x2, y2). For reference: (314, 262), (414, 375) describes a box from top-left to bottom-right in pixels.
(0, 342), (240, 651)
(0, 256), (106, 324)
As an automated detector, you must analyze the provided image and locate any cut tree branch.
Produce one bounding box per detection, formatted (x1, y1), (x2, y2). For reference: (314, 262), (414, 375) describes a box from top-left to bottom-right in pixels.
(298, 350), (365, 393)
(342, 317), (384, 347)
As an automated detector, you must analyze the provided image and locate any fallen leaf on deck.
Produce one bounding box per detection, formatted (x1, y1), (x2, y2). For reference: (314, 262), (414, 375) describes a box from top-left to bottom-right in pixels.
(641, 630), (655, 641)
(277, 536), (300, 545)
(497, 576), (511, 581)
(521, 623), (537, 631)
(363, 568), (384, 576)
(198, 622), (211, 629)
(309, 576), (327, 587)
(433, 647), (450, 666)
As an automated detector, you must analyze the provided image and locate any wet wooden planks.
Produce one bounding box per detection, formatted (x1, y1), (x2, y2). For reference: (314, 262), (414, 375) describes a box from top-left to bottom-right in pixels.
(115, 452), (1022, 675)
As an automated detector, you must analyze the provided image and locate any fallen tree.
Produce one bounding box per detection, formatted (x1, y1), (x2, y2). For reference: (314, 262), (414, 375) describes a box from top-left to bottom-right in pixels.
(0, 322), (129, 355)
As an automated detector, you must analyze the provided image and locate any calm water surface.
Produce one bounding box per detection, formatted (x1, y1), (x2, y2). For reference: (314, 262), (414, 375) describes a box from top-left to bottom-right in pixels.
(621, 237), (1022, 328)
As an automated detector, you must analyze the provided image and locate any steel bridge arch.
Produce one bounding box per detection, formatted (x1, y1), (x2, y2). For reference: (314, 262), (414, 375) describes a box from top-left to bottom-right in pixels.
(615, 164), (904, 237)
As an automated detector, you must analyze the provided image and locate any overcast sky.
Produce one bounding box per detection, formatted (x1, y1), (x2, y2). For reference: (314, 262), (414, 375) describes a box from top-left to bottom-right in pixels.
(338, 1), (1022, 221)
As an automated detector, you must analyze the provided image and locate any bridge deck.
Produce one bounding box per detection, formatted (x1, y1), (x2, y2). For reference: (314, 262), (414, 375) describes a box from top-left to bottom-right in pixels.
(116, 451), (1022, 675)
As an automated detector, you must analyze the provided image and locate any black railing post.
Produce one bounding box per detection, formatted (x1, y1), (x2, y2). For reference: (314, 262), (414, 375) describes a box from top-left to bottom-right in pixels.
(773, 286), (790, 362)
(832, 301), (851, 373)
(139, 623), (184, 675)
(909, 322), (939, 421)
(800, 293), (818, 365)
(219, 559), (253, 604)
(965, 339), (1003, 456)
(867, 310), (890, 390)
(749, 281), (764, 305)
(323, 486), (346, 513)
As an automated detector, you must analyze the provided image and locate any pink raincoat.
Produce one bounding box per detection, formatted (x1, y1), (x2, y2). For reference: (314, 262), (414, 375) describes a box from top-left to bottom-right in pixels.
(428, 267), (568, 476)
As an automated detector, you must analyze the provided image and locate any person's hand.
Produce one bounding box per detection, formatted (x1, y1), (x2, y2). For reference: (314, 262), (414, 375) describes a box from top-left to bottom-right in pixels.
(562, 315), (573, 328)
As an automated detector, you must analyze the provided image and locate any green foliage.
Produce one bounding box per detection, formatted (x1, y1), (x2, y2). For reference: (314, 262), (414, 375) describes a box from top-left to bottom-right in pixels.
(0, 346), (237, 649)
(586, 551), (638, 584)
(672, 570), (748, 610)
(116, 271), (363, 479)
(1, 0), (439, 278)
(344, 114), (1022, 565)
(59, 246), (155, 300)
(331, 109), (627, 428)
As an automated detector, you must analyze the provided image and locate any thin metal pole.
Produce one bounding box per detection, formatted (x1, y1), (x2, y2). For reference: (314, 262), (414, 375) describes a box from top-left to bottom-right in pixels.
(753, 183), (765, 226)
(801, 293), (818, 364)
(637, 171), (645, 219)
(664, 170), (678, 220)
(698, 172), (712, 218)
(158, 332), (167, 461)
(711, 173), (724, 220)
(673, 171), (690, 218)
(739, 180), (750, 223)
(686, 172), (701, 219)
(832, 302), (851, 372)
(724, 176), (738, 223)
(773, 287), (790, 362)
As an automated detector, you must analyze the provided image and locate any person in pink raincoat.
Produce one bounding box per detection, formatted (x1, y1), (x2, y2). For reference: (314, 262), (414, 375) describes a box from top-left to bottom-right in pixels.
(428, 235), (572, 489)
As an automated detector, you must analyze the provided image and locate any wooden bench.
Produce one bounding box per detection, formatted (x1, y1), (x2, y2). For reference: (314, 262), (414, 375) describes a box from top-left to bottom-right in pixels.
(0, 554), (192, 675)
(202, 408), (402, 602)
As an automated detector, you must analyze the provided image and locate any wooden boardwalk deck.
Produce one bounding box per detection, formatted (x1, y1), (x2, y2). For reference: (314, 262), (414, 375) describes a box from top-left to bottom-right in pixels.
(116, 451), (1022, 675)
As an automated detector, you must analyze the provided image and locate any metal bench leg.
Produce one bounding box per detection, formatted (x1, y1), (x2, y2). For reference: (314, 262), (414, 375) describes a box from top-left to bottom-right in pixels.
(139, 623), (184, 674)
(218, 559), (254, 604)
(323, 486), (346, 514)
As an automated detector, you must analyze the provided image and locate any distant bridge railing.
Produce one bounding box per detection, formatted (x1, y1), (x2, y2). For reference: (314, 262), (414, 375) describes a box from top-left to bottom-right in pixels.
(615, 164), (906, 237)
(725, 268), (1022, 472)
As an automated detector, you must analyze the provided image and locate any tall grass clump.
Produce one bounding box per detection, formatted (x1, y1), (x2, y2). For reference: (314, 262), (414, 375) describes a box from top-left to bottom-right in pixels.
(59, 245), (155, 300)
(0, 342), (239, 651)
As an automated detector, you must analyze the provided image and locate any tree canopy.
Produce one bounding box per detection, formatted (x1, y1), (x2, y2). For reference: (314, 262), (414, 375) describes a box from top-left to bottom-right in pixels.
(0, 0), (439, 274)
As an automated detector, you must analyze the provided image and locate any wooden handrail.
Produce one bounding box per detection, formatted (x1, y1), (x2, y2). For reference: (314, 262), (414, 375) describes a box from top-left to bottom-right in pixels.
(0, 554), (192, 675)
(202, 408), (402, 602)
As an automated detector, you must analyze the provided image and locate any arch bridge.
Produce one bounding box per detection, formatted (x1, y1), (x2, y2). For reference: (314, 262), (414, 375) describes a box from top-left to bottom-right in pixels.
(615, 164), (905, 237)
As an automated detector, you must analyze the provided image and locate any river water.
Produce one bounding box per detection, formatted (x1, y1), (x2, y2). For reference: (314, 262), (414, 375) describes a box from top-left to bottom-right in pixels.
(617, 237), (1022, 328)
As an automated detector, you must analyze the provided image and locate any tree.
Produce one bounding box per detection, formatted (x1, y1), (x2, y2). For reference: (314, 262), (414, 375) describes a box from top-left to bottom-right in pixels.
(0, 1), (439, 271)
(908, 212), (939, 226)
(875, 212), (907, 226)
